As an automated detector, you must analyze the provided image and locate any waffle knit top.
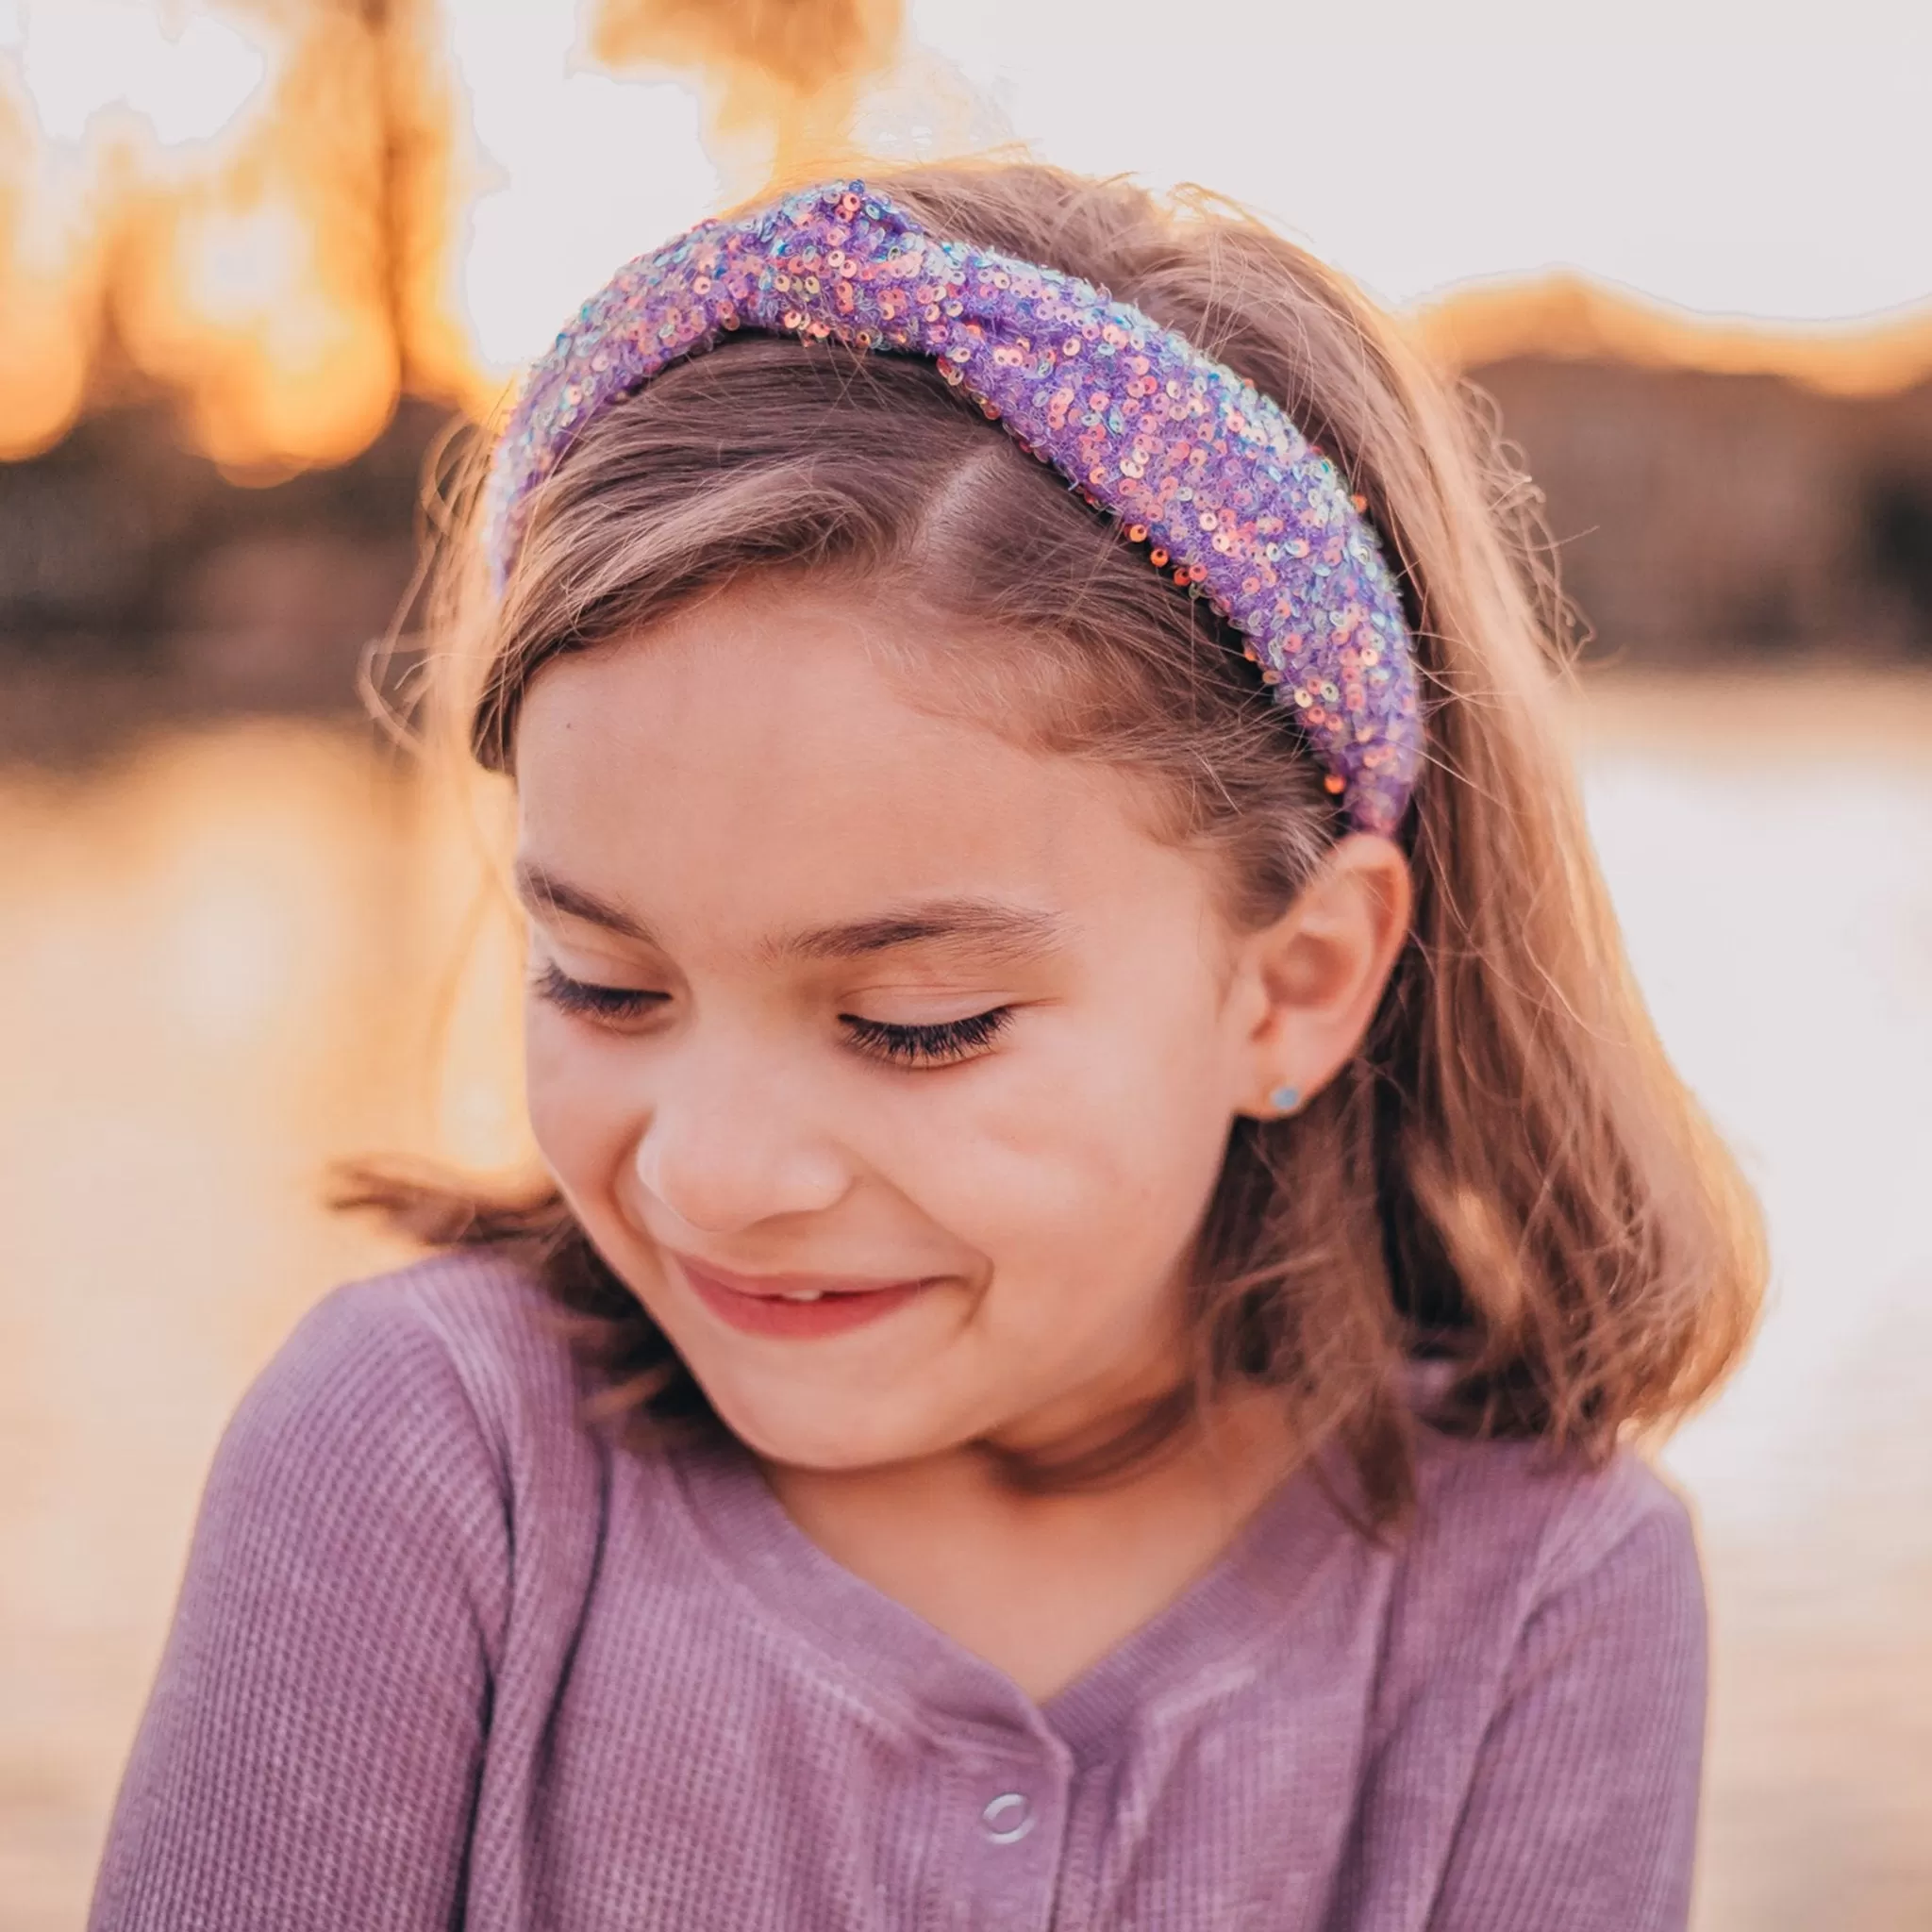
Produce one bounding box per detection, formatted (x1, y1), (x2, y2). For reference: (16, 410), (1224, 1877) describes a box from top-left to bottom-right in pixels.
(90, 1253), (1708, 1931)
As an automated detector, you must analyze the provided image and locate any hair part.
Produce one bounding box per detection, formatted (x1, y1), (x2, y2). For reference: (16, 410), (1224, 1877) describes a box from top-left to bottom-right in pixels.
(347, 160), (1764, 1523)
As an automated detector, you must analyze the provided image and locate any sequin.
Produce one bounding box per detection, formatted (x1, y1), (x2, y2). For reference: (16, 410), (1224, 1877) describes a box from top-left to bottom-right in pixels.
(481, 180), (1423, 835)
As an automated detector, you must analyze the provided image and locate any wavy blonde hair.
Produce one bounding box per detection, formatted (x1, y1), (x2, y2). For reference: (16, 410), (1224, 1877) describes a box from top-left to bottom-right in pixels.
(348, 160), (1764, 1520)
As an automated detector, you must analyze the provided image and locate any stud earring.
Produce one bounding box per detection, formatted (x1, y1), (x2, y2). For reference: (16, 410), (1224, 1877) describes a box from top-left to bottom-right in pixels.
(1268, 1084), (1304, 1116)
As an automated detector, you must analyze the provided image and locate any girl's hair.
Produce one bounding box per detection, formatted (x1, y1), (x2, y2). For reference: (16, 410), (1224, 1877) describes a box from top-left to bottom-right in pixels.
(348, 159), (1764, 1520)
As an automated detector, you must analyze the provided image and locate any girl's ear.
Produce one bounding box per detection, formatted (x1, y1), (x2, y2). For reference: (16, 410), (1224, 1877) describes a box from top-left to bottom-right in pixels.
(1233, 834), (1412, 1118)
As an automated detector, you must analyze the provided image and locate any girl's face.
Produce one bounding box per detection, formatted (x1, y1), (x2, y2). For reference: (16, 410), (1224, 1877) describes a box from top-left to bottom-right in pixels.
(515, 576), (1398, 1472)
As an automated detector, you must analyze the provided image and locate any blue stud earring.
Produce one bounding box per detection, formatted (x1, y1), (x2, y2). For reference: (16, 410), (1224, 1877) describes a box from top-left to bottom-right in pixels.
(1268, 1085), (1303, 1116)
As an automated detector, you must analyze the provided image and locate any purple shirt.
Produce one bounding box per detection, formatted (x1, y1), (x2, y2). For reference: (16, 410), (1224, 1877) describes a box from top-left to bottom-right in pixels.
(90, 1253), (1707, 1930)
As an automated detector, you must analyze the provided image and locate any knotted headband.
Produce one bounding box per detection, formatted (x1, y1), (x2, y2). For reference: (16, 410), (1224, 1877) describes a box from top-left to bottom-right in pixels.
(482, 180), (1422, 834)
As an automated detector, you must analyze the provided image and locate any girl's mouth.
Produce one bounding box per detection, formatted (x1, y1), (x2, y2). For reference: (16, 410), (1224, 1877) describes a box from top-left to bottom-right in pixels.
(673, 1255), (937, 1340)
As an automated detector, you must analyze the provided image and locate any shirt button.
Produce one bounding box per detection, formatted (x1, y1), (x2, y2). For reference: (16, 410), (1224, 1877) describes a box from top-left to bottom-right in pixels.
(980, 1791), (1035, 1844)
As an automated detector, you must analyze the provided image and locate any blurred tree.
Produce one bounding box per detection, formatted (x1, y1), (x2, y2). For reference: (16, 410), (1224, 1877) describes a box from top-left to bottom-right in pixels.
(152, 0), (474, 464)
(332, 0), (467, 402)
(0, 0), (472, 473)
(591, 0), (903, 194)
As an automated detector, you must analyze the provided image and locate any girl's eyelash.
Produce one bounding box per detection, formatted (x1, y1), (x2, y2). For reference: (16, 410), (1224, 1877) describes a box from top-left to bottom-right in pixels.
(535, 961), (1009, 1066)
(840, 1008), (1012, 1068)
(532, 961), (666, 1022)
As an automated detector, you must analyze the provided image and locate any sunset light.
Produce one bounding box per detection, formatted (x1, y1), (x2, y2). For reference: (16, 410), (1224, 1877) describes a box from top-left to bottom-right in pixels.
(0, 0), (1926, 463)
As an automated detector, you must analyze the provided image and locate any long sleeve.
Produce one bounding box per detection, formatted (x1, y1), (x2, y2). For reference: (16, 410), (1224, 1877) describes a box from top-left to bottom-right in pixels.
(1424, 1486), (1708, 1932)
(89, 1280), (513, 1931)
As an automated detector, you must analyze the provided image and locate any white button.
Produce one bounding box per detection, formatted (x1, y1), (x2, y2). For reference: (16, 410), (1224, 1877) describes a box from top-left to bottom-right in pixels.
(981, 1791), (1035, 1844)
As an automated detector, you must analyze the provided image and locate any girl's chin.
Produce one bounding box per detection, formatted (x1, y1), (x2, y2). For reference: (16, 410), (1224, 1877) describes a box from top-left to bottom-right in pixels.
(689, 1361), (985, 1474)
(714, 1405), (960, 1474)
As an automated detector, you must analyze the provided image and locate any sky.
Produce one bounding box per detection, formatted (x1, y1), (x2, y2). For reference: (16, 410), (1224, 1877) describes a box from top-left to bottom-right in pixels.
(908, 0), (1932, 323)
(448, 0), (1932, 369)
(443, 0), (1932, 369)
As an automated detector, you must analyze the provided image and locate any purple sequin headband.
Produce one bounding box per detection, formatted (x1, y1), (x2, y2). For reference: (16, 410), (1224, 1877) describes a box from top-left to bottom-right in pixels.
(482, 180), (1422, 834)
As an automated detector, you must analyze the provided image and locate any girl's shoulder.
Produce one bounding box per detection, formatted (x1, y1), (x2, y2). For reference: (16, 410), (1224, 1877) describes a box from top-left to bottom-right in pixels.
(273, 1247), (588, 1434)
(1391, 1424), (1704, 1661)
(95, 1254), (630, 1924)
(202, 1251), (627, 1632)
(1414, 1421), (1693, 1556)
(242, 1249), (594, 1480)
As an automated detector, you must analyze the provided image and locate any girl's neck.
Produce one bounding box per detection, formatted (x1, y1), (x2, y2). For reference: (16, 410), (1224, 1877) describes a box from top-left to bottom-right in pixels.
(761, 1387), (1300, 1703)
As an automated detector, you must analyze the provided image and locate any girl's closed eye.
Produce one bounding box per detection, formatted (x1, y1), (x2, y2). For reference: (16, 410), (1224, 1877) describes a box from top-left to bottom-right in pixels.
(840, 1006), (1013, 1069)
(532, 959), (668, 1024)
(535, 956), (1013, 1068)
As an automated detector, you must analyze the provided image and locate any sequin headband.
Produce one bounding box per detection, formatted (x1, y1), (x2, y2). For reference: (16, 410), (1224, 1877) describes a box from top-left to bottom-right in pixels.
(482, 180), (1422, 834)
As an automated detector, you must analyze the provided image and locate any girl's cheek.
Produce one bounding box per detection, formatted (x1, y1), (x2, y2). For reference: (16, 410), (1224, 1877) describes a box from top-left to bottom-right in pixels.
(524, 1012), (641, 1181)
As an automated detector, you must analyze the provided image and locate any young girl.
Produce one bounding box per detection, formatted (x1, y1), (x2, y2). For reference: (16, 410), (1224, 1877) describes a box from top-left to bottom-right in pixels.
(90, 164), (1762, 1931)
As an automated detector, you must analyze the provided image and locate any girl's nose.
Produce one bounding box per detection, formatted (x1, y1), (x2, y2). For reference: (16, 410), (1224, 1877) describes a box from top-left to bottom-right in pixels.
(630, 1076), (855, 1238)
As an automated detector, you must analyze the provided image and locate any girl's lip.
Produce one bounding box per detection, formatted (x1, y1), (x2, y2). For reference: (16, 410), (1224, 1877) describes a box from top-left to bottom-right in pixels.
(671, 1254), (938, 1340)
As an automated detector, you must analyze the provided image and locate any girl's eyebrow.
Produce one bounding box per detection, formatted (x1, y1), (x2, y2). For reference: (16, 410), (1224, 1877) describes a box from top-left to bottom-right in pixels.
(769, 902), (1066, 966)
(514, 861), (1063, 964)
(515, 862), (658, 942)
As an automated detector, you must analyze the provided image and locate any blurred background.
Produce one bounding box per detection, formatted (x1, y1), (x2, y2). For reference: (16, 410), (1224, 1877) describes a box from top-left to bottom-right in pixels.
(0, 2), (1927, 1927)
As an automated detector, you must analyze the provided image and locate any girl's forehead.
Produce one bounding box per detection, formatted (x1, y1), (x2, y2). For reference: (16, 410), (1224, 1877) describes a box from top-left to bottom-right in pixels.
(522, 589), (1092, 835)
(512, 586), (1213, 956)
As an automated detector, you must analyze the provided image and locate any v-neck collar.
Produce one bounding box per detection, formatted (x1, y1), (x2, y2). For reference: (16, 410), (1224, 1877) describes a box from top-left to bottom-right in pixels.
(666, 1432), (1363, 1760)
